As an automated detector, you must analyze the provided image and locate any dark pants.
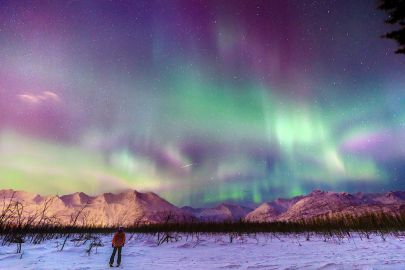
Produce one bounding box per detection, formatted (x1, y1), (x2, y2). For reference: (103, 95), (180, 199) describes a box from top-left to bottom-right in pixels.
(109, 247), (122, 265)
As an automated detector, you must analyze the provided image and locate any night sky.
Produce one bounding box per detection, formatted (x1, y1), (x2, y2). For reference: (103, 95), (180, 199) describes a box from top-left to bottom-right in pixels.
(1, 0), (405, 206)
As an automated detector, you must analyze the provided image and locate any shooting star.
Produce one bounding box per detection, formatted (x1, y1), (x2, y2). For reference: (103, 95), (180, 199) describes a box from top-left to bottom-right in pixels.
(181, 163), (194, 168)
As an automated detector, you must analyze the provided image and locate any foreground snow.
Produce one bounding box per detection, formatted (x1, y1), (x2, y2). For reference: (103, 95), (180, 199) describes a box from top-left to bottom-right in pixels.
(1, 233), (405, 269)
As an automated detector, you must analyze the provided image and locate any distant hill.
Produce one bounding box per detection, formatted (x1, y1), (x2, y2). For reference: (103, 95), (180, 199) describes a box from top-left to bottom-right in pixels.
(183, 203), (252, 222)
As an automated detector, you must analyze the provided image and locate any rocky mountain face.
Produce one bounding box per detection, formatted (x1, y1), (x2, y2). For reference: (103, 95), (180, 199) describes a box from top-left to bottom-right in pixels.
(3, 189), (405, 226)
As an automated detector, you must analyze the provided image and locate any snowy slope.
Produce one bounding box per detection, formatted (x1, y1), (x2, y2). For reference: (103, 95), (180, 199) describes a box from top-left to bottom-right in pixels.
(1, 234), (405, 269)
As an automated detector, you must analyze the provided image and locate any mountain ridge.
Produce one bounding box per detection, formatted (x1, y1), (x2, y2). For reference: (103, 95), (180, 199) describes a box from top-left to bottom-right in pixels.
(2, 189), (405, 225)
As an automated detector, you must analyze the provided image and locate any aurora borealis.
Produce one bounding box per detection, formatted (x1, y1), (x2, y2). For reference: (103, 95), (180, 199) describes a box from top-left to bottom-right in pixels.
(1, 1), (405, 206)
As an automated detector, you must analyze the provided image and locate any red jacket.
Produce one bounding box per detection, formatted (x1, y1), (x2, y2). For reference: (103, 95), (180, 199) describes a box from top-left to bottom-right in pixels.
(112, 232), (126, 247)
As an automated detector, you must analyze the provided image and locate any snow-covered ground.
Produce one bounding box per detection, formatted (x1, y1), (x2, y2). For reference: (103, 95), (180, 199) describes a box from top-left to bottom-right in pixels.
(1, 233), (405, 269)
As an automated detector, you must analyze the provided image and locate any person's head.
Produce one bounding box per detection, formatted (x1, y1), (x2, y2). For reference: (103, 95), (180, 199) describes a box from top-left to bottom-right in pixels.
(118, 226), (124, 233)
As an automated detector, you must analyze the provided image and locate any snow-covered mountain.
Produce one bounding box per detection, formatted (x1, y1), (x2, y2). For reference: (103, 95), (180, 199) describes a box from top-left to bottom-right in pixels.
(0, 189), (194, 226)
(3, 189), (405, 225)
(183, 203), (252, 222)
(245, 190), (405, 222)
(245, 196), (303, 222)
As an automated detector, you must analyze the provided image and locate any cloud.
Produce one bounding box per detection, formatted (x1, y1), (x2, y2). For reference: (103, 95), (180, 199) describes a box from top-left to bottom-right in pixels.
(17, 91), (61, 104)
(340, 128), (405, 161)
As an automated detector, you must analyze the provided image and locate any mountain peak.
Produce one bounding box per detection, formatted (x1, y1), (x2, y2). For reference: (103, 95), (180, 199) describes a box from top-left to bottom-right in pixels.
(309, 189), (325, 196)
(60, 192), (91, 206)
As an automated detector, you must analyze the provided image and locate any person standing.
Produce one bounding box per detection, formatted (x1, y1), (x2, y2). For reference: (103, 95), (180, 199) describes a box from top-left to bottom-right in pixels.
(109, 226), (126, 267)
